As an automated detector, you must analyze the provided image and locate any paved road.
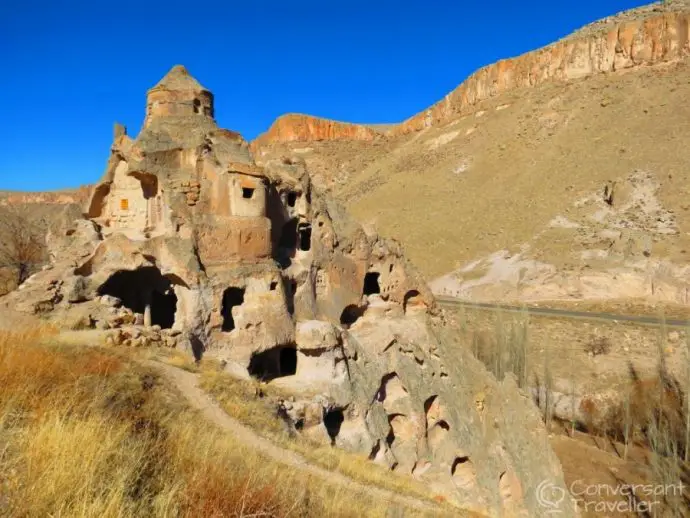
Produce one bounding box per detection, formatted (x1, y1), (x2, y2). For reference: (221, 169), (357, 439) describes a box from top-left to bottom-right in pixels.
(436, 296), (690, 329)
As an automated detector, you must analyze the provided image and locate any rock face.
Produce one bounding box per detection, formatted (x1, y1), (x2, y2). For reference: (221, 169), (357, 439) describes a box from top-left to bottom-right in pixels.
(0, 186), (91, 206)
(253, 113), (380, 148)
(251, 3), (690, 146)
(1, 65), (574, 516)
(393, 8), (690, 135)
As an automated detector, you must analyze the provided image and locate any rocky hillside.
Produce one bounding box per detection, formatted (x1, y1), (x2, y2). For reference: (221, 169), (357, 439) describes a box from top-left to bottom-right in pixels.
(254, 1), (690, 305)
(252, 114), (384, 149)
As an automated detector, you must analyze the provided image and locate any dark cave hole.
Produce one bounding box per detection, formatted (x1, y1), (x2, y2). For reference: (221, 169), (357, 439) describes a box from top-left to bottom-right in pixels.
(298, 223), (312, 251)
(340, 304), (365, 327)
(323, 408), (345, 446)
(151, 289), (176, 329)
(242, 187), (254, 199)
(363, 272), (381, 295)
(97, 266), (178, 329)
(221, 287), (245, 332)
(287, 191), (298, 207)
(247, 346), (297, 381)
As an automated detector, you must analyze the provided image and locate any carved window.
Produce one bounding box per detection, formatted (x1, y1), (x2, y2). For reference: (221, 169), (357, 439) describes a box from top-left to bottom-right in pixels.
(287, 192), (297, 207)
(242, 187), (254, 199)
(120, 199), (129, 211)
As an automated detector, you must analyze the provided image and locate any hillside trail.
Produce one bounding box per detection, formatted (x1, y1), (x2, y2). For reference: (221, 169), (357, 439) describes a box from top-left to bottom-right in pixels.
(147, 360), (453, 516)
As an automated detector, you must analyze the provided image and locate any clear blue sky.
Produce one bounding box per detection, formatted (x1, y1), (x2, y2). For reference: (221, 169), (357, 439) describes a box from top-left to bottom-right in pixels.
(1, 0), (649, 191)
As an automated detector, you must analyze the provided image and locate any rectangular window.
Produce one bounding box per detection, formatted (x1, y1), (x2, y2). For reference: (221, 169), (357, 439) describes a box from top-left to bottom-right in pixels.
(120, 198), (129, 211)
(242, 187), (254, 199)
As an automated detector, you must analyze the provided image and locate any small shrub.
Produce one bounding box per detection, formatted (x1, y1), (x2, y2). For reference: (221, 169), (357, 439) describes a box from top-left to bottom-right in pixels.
(584, 336), (611, 356)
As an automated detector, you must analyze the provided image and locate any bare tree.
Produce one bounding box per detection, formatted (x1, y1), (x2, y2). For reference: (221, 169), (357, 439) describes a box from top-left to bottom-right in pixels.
(0, 205), (44, 289)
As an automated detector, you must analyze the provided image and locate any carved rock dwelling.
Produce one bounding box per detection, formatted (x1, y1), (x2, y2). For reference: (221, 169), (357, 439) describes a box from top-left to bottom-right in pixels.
(2, 65), (574, 516)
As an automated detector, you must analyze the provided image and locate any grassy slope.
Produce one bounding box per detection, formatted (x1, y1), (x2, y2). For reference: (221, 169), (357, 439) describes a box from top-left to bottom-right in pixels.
(0, 328), (432, 517)
(267, 60), (690, 280)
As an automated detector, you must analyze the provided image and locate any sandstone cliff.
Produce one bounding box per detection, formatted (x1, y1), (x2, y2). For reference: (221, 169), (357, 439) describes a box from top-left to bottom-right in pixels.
(393, 9), (690, 135)
(0, 186), (91, 206)
(252, 114), (381, 149)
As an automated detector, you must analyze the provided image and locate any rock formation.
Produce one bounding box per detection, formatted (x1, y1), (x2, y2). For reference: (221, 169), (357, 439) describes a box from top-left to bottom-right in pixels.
(251, 3), (690, 145)
(253, 113), (382, 149)
(394, 6), (690, 135)
(1, 65), (574, 516)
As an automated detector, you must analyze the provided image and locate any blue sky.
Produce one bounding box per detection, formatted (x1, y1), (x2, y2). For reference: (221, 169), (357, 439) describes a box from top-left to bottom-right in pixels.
(0, 0), (649, 191)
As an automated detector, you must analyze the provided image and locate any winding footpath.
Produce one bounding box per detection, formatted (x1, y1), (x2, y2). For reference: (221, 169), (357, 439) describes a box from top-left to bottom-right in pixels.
(148, 361), (455, 516)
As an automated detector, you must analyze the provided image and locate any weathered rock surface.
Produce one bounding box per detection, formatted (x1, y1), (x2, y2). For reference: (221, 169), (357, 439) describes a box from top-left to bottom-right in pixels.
(394, 7), (690, 134)
(253, 113), (381, 148)
(0, 65), (574, 516)
(251, 3), (689, 146)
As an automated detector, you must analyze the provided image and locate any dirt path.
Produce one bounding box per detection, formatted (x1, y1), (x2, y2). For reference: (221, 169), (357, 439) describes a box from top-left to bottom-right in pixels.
(148, 360), (449, 516)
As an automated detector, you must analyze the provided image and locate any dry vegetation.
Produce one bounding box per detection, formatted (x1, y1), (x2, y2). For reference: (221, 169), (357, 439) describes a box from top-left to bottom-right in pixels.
(456, 306), (690, 515)
(0, 328), (428, 517)
(157, 351), (439, 503)
(260, 61), (690, 281)
(0, 206), (45, 295)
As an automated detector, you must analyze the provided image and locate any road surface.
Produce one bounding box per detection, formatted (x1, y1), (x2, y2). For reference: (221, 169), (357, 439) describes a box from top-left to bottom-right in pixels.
(436, 296), (690, 329)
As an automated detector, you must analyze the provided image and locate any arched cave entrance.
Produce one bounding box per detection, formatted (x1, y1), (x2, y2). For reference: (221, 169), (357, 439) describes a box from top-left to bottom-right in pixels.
(363, 272), (381, 295)
(247, 346), (297, 381)
(97, 266), (178, 329)
(340, 304), (365, 327)
(403, 290), (422, 313)
(221, 287), (245, 332)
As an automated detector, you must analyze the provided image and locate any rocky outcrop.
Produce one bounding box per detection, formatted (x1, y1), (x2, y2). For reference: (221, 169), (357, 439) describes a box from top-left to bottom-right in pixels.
(252, 114), (380, 148)
(0, 186), (91, 206)
(0, 65), (575, 516)
(393, 9), (690, 135)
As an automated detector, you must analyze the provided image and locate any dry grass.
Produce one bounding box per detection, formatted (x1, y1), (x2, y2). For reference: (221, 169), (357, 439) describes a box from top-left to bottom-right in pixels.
(259, 61), (690, 280)
(152, 353), (439, 503)
(0, 328), (426, 517)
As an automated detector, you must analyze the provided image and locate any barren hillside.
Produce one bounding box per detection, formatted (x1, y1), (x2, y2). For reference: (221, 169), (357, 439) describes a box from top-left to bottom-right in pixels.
(254, 1), (690, 305)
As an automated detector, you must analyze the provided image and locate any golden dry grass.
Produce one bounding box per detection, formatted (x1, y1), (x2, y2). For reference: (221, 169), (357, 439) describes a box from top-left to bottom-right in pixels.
(0, 328), (428, 517)
(194, 361), (437, 502)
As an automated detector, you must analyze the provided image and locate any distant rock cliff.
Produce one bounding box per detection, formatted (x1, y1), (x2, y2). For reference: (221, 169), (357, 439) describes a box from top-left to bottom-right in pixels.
(252, 114), (381, 148)
(0, 187), (91, 207)
(253, 6), (689, 145)
(392, 10), (690, 135)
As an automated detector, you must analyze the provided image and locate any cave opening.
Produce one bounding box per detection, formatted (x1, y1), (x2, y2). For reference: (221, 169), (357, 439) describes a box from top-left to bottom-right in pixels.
(340, 304), (365, 327)
(298, 223), (312, 251)
(151, 289), (177, 329)
(323, 408), (344, 446)
(287, 192), (297, 207)
(242, 187), (254, 199)
(403, 290), (422, 313)
(247, 346), (297, 381)
(221, 287), (245, 332)
(363, 272), (381, 295)
(97, 266), (178, 329)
